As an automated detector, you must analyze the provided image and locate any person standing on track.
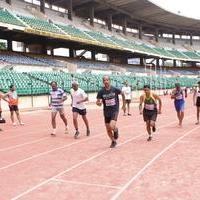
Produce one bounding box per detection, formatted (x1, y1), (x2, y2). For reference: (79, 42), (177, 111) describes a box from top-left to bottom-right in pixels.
(4, 85), (24, 126)
(171, 83), (187, 127)
(70, 81), (90, 139)
(122, 81), (132, 116)
(193, 81), (200, 125)
(96, 75), (125, 148)
(49, 81), (68, 136)
(139, 85), (162, 141)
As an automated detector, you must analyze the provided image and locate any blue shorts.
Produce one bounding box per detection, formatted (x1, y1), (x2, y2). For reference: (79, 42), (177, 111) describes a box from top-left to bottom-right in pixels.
(174, 100), (185, 112)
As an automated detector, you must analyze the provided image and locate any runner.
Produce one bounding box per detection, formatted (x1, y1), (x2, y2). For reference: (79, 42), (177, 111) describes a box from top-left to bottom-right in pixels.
(171, 83), (187, 127)
(96, 75), (125, 148)
(193, 81), (200, 125)
(139, 85), (162, 141)
(70, 81), (90, 139)
(49, 81), (68, 136)
(4, 85), (24, 126)
(122, 81), (132, 116)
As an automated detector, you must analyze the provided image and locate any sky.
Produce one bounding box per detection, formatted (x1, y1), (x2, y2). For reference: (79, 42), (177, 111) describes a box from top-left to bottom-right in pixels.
(149, 0), (200, 20)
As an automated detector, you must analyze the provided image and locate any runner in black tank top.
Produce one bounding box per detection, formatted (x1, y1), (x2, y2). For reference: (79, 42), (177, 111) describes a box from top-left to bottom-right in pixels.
(139, 85), (162, 141)
(193, 81), (200, 125)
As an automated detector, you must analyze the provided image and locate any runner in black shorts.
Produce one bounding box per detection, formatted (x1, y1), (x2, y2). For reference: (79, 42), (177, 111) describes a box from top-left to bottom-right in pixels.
(96, 75), (125, 148)
(193, 81), (200, 125)
(139, 85), (162, 141)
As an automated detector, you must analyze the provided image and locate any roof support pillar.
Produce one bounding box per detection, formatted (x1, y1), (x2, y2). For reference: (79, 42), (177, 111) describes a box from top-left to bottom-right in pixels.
(139, 25), (143, 39)
(190, 33), (193, 46)
(91, 50), (96, 61)
(107, 14), (112, 31)
(7, 39), (12, 51)
(69, 48), (75, 58)
(122, 17), (127, 35)
(40, 0), (45, 14)
(173, 60), (176, 67)
(172, 33), (175, 44)
(67, 0), (73, 20)
(140, 57), (144, 66)
(156, 58), (160, 67)
(89, 5), (94, 26)
(155, 29), (159, 42)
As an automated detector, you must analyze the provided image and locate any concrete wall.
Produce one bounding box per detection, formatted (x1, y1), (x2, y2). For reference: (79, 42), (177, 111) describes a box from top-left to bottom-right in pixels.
(1, 89), (169, 112)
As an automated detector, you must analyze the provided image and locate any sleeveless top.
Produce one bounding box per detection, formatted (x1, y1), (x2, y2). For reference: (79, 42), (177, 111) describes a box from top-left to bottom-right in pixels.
(174, 89), (184, 101)
(144, 93), (157, 111)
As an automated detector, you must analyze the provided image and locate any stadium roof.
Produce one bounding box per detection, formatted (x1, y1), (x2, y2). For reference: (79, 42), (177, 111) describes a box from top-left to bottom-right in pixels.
(48, 0), (200, 35)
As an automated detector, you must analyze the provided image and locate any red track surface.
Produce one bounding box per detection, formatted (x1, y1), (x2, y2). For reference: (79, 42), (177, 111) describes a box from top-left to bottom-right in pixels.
(0, 94), (199, 200)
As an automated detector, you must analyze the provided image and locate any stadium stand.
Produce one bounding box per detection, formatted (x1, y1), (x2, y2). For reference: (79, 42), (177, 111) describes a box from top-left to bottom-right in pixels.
(0, 7), (200, 61)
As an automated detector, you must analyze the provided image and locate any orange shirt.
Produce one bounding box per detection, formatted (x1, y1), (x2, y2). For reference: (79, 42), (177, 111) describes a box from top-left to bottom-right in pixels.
(6, 91), (18, 106)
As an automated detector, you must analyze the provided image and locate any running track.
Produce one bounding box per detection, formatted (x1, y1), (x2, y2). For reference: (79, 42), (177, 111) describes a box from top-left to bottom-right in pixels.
(0, 94), (199, 200)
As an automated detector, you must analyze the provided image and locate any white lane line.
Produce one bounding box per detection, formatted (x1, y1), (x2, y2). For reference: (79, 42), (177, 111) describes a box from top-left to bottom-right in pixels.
(0, 133), (103, 171)
(53, 178), (121, 190)
(10, 117), (185, 200)
(11, 133), (143, 200)
(110, 125), (200, 200)
(0, 137), (49, 152)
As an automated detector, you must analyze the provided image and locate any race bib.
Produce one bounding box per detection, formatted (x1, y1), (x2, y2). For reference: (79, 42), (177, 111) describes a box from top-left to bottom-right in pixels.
(144, 104), (155, 110)
(176, 94), (183, 100)
(105, 98), (116, 106)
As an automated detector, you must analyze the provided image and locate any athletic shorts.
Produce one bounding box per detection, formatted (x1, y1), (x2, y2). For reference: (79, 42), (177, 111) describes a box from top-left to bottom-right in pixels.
(143, 109), (157, 122)
(196, 98), (200, 107)
(72, 107), (87, 116)
(104, 111), (119, 124)
(9, 105), (19, 112)
(174, 100), (185, 112)
(125, 99), (131, 104)
(52, 107), (65, 115)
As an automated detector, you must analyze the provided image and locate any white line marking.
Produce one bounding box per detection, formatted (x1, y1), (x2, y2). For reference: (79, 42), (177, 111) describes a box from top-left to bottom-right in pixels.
(10, 116), (185, 200)
(110, 125), (200, 200)
(0, 133), (103, 171)
(0, 137), (48, 152)
(11, 133), (143, 200)
(53, 178), (121, 190)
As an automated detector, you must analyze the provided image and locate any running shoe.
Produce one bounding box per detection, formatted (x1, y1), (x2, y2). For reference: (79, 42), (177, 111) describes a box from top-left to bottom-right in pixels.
(110, 140), (117, 148)
(113, 128), (119, 140)
(147, 136), (152, 141)
(86, 129), (90, 136)
(128, 113), (131, 116)
(20, 122), (25, 125)
(12, 122), (17, 126)
(64, 127), (69, 134)
(74, 131), (80, 139)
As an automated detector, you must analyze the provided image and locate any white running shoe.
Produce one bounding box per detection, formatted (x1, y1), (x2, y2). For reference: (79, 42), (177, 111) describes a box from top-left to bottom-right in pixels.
(12, 122), (17, 126)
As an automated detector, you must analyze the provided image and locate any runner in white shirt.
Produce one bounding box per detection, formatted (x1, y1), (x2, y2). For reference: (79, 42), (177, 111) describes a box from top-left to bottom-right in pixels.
(50, 81), (68, 136)
(70, 81), (90, 139)
(122, 81), (132, 116)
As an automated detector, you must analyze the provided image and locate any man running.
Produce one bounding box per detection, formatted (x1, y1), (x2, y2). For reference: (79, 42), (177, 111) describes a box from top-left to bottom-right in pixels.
(70, 81), (90, 139)
(96, 75), (125, 148)
(50, 81), (68, 136)
(122, 81), (132, 116)
(193, 81), (200, 125)
(139, 85), (162, 141)
(171, 83), (187, 127)
(4, 85), (24, 126)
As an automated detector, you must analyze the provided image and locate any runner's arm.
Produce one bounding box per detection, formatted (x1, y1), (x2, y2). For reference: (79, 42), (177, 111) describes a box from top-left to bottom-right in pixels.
(154, 94), (162, 114)
(171, 90), (176, 99)
(193, 89), (197, 106)
(139, 95), (144, 114)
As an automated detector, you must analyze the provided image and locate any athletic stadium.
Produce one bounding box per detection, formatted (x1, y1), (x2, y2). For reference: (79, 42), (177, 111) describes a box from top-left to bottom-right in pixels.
(0, 0), (200, 199)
